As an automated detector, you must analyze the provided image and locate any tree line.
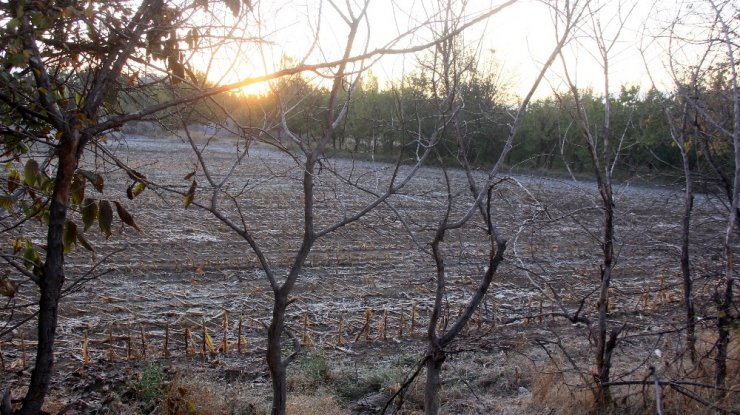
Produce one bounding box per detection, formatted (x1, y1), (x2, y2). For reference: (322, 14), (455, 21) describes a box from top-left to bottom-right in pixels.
(137, 58), (736, 193)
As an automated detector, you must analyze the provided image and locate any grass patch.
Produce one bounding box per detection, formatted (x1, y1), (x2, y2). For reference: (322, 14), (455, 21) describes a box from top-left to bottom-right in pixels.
(130, 363), (168, 413)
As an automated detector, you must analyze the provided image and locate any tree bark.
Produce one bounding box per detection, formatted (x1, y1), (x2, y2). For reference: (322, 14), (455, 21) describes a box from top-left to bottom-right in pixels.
(19, 132), (80, 415)
(715, 0), (739, 402)
(679, 150), (696, 362)
(424, 350), (445, 415)
(267, 294), (288, 415)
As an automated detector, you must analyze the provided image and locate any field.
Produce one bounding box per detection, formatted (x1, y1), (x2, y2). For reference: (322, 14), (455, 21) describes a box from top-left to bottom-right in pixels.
(1, 135), (736, 414)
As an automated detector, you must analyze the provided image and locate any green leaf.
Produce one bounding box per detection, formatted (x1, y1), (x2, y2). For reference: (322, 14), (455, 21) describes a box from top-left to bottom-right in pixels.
(184, 180), (196, 209)
(70, 173), (86, 206)
(12, 238), (23, 254)
(98, 200), (113, 239)
(40, 174), (54, 193)
(114, 201), (140, 231)
(76, 231), (94, 253)
(23, 159), (40, 187)
(22, 242), (41, 269)
(6, 18), (19, 31)
(29, 11), (50, 29)
(81, 198), (97, 231)
(8, 53), (28, 67)
(63, 220), (77, 254)
(126, 181), (146, 200)
(77, 169), (104, 193)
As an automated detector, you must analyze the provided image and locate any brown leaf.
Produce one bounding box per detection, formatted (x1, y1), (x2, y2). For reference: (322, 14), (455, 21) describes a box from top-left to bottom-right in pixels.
(70, 173), (86, 206)
(184, 180), (197, 209)
(114, 201), (140, 231)
(0, 276), (18, 298)
(76, 231), (94, 253)
(63, 220), (78, 254)
(81, 198), (98, 231)
(8, 169), (20, 192)
(224, 0), (240, 16)
(77, 169), (104, 193)
(98, 200), (113, 239)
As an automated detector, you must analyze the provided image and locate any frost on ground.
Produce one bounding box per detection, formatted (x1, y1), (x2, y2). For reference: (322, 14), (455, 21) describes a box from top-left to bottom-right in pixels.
(0, 135), (732, 414)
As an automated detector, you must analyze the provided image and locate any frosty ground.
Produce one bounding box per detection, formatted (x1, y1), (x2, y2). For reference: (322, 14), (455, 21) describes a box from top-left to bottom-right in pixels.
(1, 135), (731, 414)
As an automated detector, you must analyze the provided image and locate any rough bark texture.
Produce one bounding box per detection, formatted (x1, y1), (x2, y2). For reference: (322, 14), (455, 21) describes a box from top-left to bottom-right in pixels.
(19, 133), (80, 414)
(715, 1), (739, 402)
(267, 295), (289, 415)
(679, 152), (696, 362)
(12, 2), (162, 411)
(424, 351), (446, 415)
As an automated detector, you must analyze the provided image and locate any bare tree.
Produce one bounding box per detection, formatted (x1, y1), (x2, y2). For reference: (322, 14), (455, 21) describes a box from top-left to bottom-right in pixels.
(163, 2), (545, 413)
(641, 28), (700, 361)
(555, 0), (639, 408)
(660, 0), (738, 401)
(708, 0), (739, 400)
(364, 1), (584, 413)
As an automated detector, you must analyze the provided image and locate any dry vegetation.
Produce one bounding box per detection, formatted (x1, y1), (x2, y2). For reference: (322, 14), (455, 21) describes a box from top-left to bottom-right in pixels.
(0, 135), (737, 414)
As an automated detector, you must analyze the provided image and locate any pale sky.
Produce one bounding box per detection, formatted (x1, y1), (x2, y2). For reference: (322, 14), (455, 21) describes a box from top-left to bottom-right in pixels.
(202, 0), (683, 99)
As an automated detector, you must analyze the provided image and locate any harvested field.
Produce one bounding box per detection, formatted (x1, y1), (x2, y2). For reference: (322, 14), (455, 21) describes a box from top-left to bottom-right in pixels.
(0, 135), (735, 414)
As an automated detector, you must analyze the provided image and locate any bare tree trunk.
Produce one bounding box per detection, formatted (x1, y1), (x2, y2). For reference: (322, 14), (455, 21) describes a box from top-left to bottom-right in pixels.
(267, 295), (289, 415)
(424, 350), (446, 415)
(679, 147), (697, 362)
(11, 2), (162, 411)
(19, 132), (80, 414)
(714, 0), (739, 400)
(595, 198), (615, 408)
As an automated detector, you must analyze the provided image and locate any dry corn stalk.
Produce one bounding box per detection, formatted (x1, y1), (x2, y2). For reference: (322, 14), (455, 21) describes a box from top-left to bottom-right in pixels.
(354, 309), (373, 342)
(20, 335), (26, 368)
(203, 321), (216, 355)
(163, 323), (171, 358)
(108, 325), (115, 362)
(301, 314), (314, 347)
(390, 382), (402, 405)
(220, 312), (229, 354)
(82, 331), (90, 365)
(238, 335), (249, 352)
(139, 324), (147, 359)
(378, 309), (388, 341)
(411, 304), (417, 336)
(237, 316), (244, 353)
(337, 315), (346, 346)
(127, 328), (132, 360)
(185, 328), (195, 356)
(539, 299), (544, 323)
(398, 308), (406, 338)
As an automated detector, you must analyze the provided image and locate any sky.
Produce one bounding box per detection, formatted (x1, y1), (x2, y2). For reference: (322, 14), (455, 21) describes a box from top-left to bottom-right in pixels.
(200, 0), (687, 99)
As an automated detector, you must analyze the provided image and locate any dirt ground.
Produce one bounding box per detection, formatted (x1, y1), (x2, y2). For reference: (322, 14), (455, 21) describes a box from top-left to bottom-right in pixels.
(0, 134), (735, 414)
